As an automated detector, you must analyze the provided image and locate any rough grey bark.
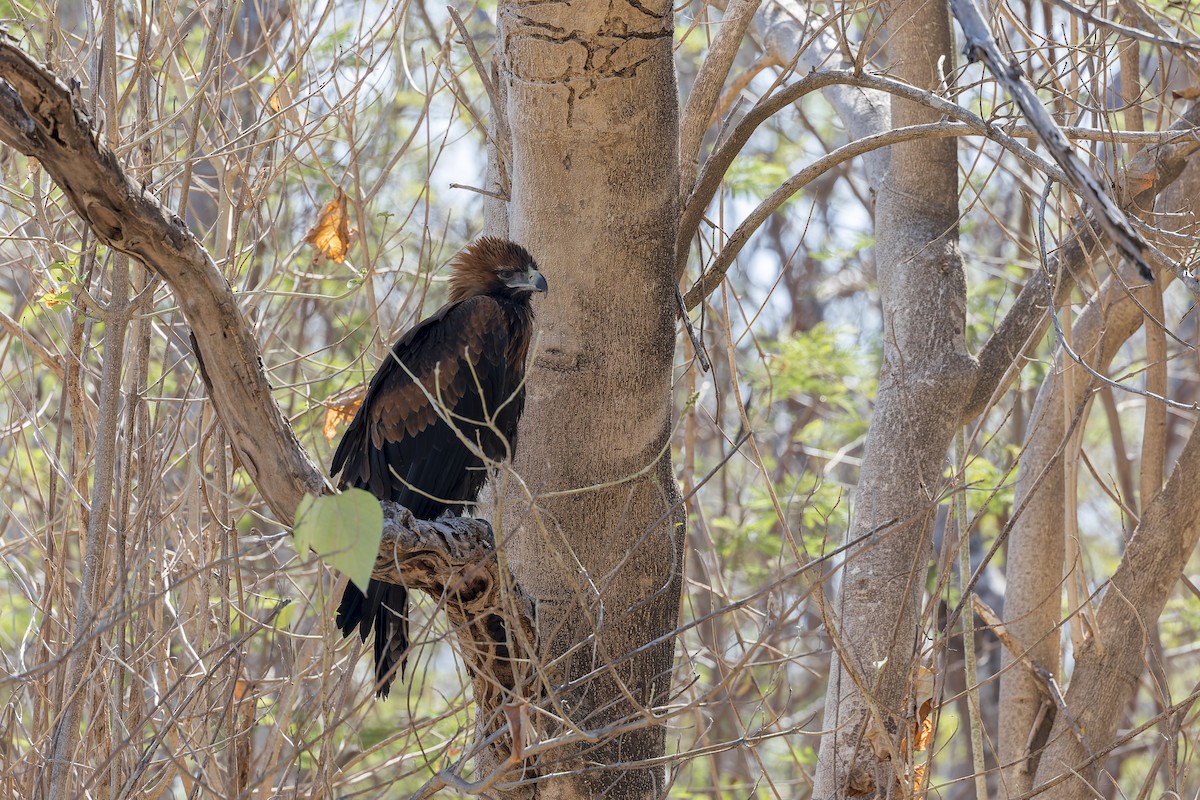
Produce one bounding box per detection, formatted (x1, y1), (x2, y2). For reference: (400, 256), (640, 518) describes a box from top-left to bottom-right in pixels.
(813, 0), (974, 793)
(484, 3), (685, 797)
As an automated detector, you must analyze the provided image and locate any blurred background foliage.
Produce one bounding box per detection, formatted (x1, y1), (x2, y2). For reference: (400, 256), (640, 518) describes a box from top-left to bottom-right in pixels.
(0, 0), (1197, 797)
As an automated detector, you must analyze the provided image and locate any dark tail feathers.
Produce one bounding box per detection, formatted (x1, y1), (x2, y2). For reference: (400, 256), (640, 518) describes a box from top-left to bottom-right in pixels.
(336, 579), (409, 698)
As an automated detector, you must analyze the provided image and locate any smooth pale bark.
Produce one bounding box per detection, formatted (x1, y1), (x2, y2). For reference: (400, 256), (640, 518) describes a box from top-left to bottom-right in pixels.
(1005, 161), (1200, 800)
(486, 3), (684, 797)
(997, 157), (1200, 796)
(813, 0), (974, 793)
(996, 262), (1151, 794)
(1033, 422), (1200, 797)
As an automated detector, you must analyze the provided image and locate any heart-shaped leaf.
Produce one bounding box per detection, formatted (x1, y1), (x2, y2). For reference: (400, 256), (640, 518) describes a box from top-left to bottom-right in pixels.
(294, 489), (383, 591)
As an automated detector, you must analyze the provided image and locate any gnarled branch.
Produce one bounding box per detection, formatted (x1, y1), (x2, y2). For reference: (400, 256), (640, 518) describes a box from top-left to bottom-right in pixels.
(0, 32), (531, 713)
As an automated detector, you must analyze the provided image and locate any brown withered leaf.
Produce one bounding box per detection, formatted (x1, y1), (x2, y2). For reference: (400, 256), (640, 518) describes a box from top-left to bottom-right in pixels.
(913, 664), (935, 704)
(323, 384), (366, 442)
(907, 698), (935, 792)
(502, 700), (532, 762)
(1171, 87), (1200, 101)
(865, 719), (893, 760)
(846, 766), (876, 796)
(913, 698), (934, 753)
(909, 667), (936, 793)
(304, 190), (352, 264)
(912, 761), (928, 794)
(861, 665), (937, 795)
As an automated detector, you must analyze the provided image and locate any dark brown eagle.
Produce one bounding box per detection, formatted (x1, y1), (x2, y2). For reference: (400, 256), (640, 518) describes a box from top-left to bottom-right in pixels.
(331, 237), (546, 697)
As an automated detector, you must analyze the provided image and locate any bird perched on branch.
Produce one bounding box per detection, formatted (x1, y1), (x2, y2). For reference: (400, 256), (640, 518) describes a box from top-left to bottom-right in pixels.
(330, 237), (547, 697)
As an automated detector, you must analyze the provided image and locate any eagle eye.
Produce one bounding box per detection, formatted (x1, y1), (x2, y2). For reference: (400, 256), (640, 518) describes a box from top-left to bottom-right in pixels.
(498, 269), (514, 280)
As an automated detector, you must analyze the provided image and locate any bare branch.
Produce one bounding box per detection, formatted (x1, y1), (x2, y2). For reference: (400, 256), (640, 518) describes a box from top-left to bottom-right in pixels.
(0, 32), (324, 524)
(951, 0), (1156, 280)
(1048, 0), (1200, 82)
(679, 0), (762, 201)
(961, 101), (1200, 422)
(683, 111), (1066, 310)
(447, 5), (510, 196)
(1033, 417), (1200, 795)
(0, 306), (64, 379)
(0, 34), (533, 724)
(677, 68), (1068, 288)
(972, 596), (1052, 700)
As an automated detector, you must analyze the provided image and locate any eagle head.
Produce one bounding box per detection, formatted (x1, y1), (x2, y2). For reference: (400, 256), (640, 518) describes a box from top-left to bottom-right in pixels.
(448, 237), (548, 302)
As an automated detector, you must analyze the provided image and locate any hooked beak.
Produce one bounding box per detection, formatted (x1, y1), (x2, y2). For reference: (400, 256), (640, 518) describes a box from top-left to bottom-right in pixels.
(507, 268), (548, 294)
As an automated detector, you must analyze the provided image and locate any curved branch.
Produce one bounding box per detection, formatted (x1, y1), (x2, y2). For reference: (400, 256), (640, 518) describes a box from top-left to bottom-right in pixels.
(962, 100), (1200, 422)
(682, 119), (1065, 310)
(679, 0), (762, 201)
(0, 34), (532, 706)
(674, 58), (1199, 418)
(0, 33), (323, 523)
(677, 65), (1199, 301)
(677, 67), (1065, 284)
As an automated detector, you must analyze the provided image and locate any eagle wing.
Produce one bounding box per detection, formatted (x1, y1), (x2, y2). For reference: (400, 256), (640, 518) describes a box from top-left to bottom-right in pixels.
(329, 296), (514, 698)
(330, 295), (513, 515)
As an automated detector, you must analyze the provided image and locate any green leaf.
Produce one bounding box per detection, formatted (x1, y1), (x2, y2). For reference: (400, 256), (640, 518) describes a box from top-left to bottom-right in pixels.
(294, 489), (383, 592)
(36, 286), (73, 313)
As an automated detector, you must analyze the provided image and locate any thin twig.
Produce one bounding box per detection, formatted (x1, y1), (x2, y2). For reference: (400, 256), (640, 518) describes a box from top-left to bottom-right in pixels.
(449, 182), (510, 202)
(675, 285), (711, 372)
(0, 307), (64, 379)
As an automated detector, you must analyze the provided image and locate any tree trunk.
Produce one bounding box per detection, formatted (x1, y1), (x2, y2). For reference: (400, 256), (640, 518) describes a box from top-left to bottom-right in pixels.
(813, 0), (975, 793)
(1017, 159), (1200, 800)
(486, 3), (684, 797)
(997, 151), (1200, 797)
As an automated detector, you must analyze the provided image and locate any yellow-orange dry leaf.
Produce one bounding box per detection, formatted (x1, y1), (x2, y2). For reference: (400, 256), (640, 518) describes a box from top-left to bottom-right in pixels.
(861, 665), (937, 796)
(305, 190), (352, 264)
(912, 761), (928, 794)
(267, 76), (303, 128)
(913, 698), (934, 753)
(323, 384), (367, 442)
(907, 698), (935, 793)
(268, 78), (288, 113)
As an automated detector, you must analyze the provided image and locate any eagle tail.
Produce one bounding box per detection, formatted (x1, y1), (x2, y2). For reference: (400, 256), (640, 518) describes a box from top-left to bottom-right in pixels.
(336, 579), (409, 698)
